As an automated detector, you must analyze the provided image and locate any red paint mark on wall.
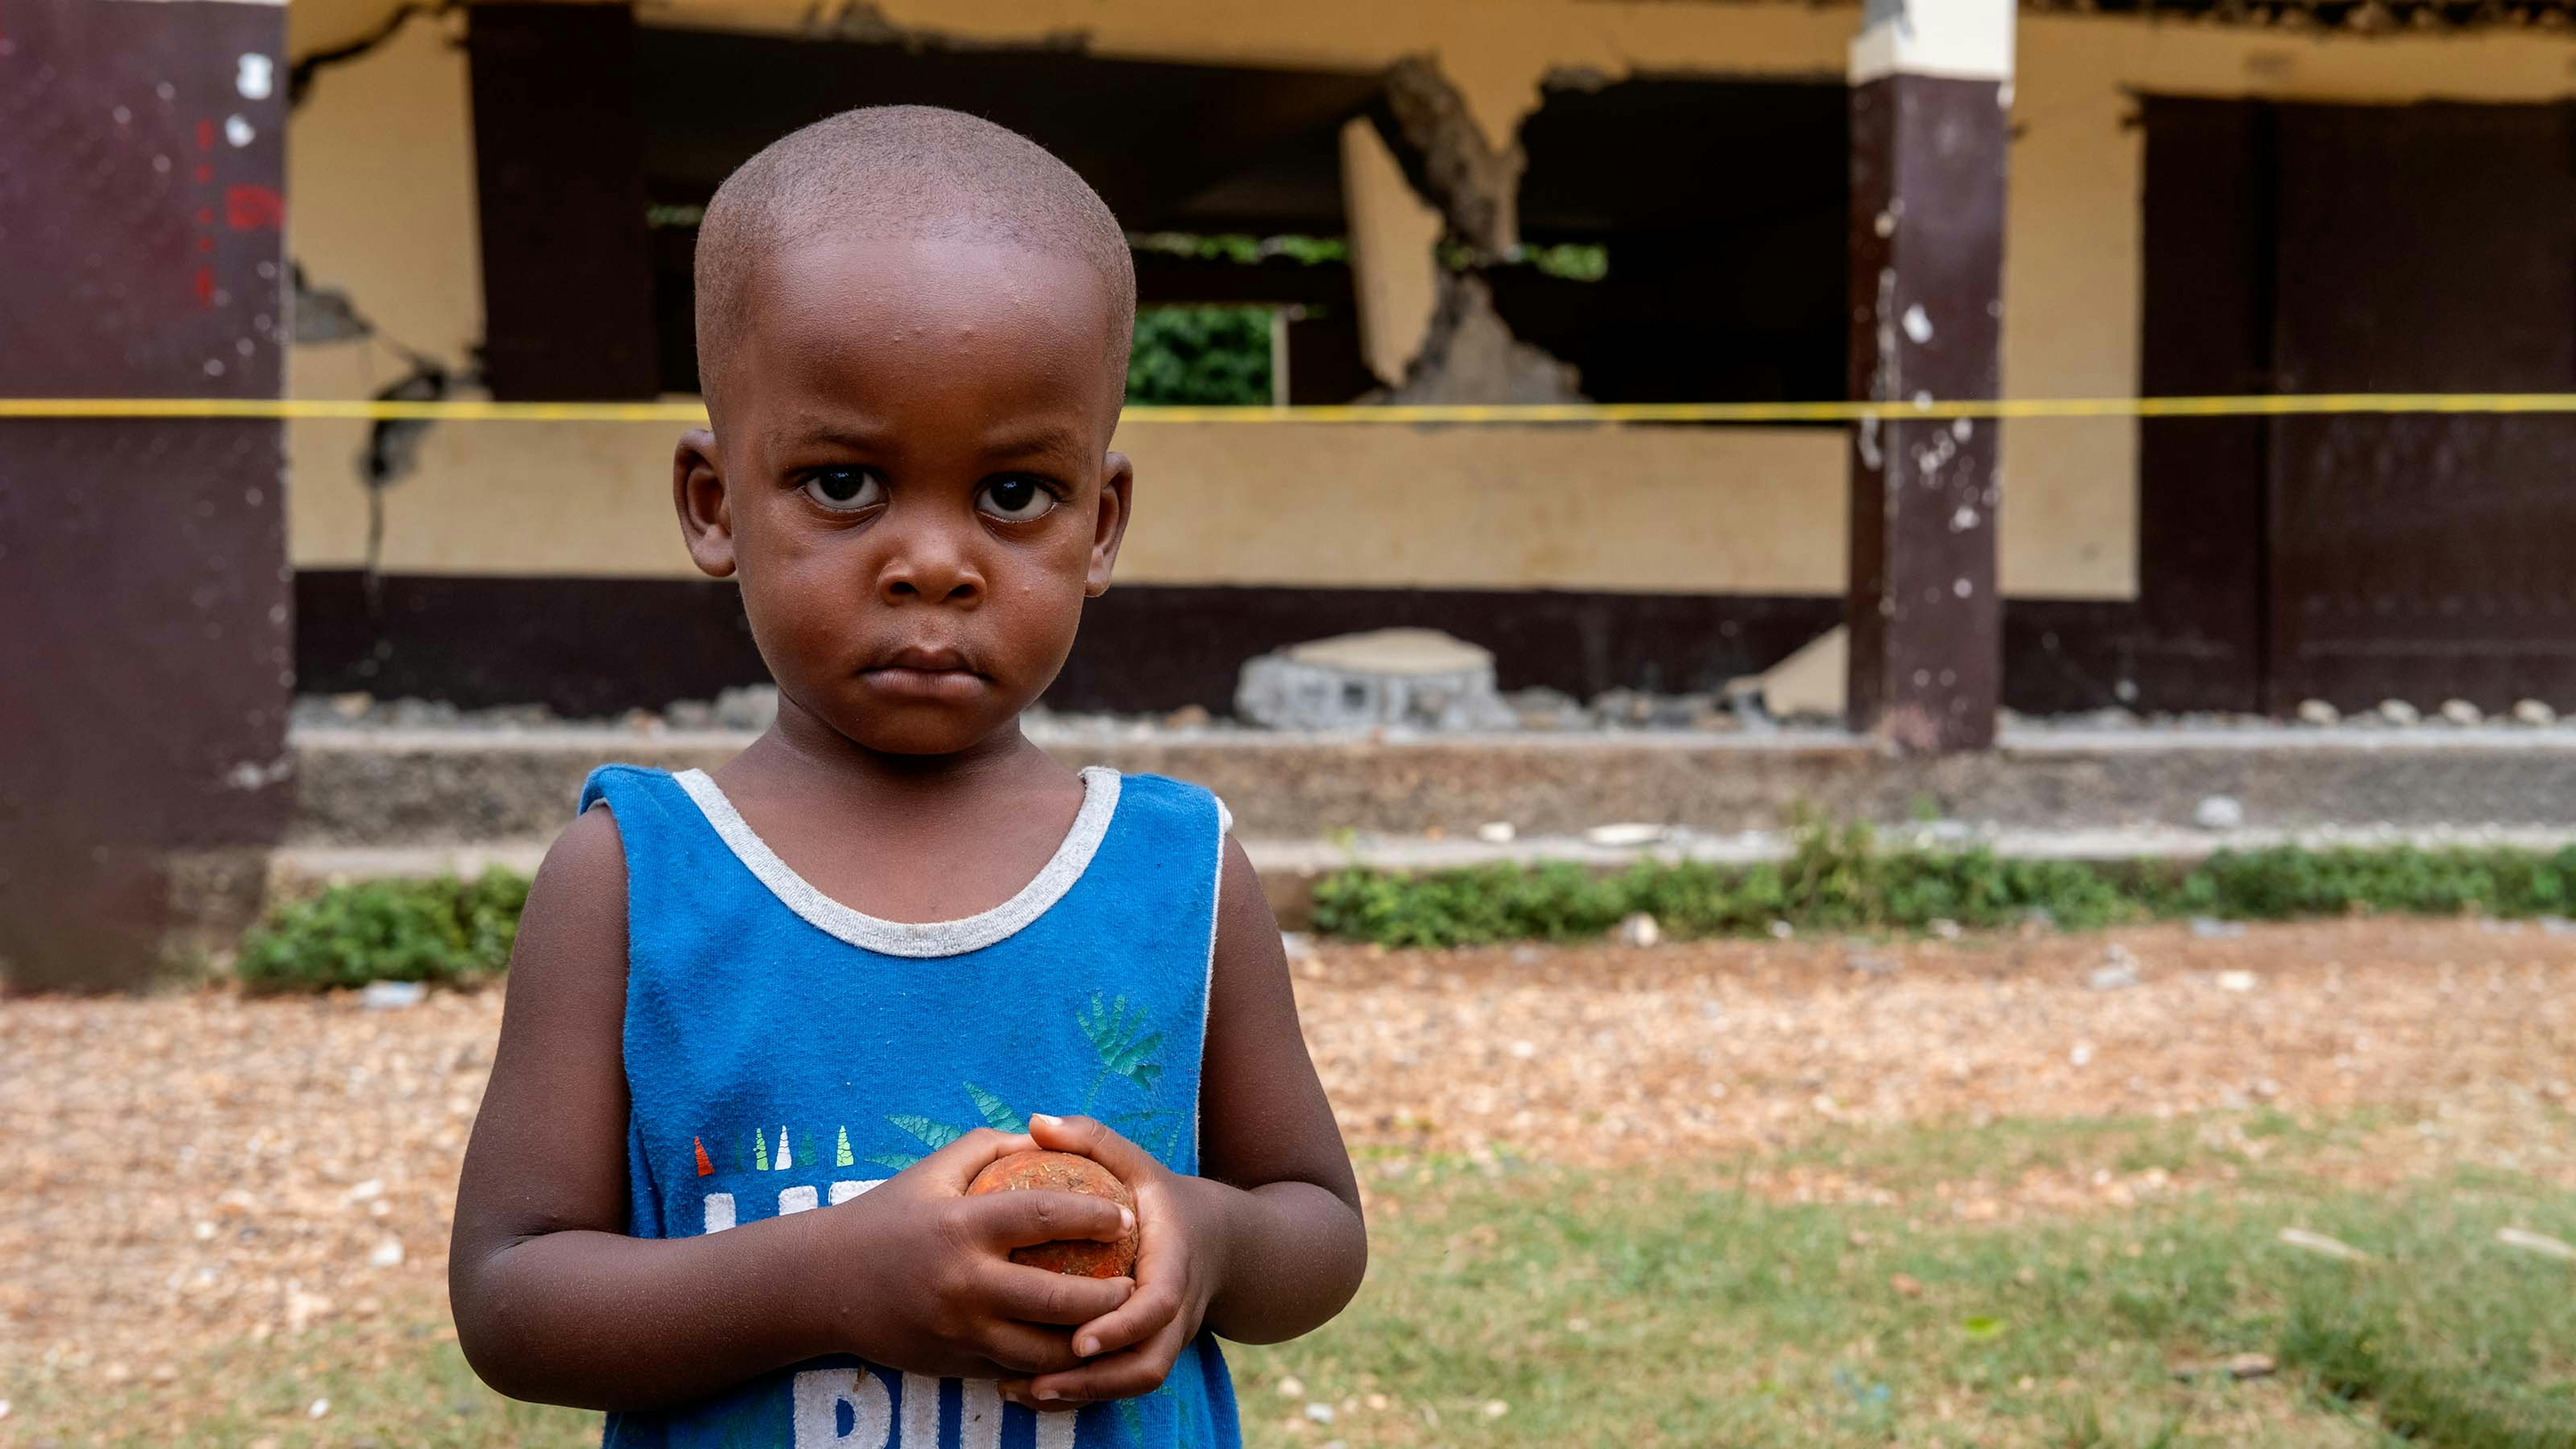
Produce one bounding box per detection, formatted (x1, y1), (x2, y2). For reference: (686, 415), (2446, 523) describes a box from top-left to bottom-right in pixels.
(225, 184), (283, 231)
(194, 163), (213, 185)
(193, 267), (215, 307)
(196, 118), (214, 151)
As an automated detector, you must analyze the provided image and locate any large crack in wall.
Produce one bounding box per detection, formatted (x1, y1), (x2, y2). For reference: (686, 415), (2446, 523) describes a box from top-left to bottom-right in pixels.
(290, 263), (473, 612)
(1379, 55), (1520, 256)
(1382, 271), (1584, 404)
(1370, 56), (1585, 404)
(288, 2), (489, 600)
(288, 1), (458, 107)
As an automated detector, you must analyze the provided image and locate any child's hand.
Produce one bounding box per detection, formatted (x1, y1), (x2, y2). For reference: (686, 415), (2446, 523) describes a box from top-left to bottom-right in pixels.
(835, 1127), (1139, 1381)
(999, 1113), (1224, 1409)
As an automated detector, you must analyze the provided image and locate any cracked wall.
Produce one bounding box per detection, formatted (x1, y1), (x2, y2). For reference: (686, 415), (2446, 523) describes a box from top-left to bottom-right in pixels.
(280, 0), (2576, 600)
(1364, 56), (1585, 403)
(286, 0), (480, 380)
(286, 0), (484, 569)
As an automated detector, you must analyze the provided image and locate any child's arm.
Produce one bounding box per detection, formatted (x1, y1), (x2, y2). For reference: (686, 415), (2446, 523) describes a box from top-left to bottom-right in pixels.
(448, 808), (1137, 1410)
(1008, 838), (1368, 1407)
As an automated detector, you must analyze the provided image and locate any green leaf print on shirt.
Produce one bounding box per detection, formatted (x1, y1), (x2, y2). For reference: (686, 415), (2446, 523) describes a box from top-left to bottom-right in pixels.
(889, 1114), (963, 1152)
(1076, 993), (1165, 1106)
(1071, 992), (1191, 1160)
(869, 1113), (968, 1172)
(861, 996), (1189, 1177)
(964, 1082), (1027, 1133)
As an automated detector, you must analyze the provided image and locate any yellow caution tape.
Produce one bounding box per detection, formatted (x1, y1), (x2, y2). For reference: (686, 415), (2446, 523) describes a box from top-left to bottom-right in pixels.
(4, 393), (2576, 423)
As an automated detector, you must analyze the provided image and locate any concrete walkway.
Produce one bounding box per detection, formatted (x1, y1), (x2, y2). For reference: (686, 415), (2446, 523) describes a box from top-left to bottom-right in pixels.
(289, 719), (2576, 851)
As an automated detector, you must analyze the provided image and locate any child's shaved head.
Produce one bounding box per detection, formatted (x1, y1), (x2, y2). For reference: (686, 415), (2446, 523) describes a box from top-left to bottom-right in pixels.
(693, 105), (1135, 417)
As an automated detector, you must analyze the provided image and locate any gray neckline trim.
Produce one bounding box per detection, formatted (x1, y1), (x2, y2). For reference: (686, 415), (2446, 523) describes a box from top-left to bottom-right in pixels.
(671, 766), (1123, 958)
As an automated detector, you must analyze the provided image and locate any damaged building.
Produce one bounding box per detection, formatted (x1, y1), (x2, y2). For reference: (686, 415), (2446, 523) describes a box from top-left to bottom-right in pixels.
(277, 0), (2576, 727)
(13, 0), (2576, 988)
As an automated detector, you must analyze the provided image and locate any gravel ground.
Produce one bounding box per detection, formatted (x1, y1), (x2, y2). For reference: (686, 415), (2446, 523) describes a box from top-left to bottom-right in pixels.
(4, 919), (2571, 1415)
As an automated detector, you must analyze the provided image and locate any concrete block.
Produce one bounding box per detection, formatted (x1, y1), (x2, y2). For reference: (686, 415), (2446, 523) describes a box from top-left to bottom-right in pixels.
(1235, 628), (1515, 731)
(1755, 625), (1848, 720)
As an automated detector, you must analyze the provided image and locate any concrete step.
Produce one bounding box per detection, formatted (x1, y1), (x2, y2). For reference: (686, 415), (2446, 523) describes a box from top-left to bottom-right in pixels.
(288, 721), (2576, 849)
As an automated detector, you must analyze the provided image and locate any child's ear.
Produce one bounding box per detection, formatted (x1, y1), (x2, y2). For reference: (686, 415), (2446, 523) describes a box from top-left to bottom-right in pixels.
(1085, 452), (1134, 598)
(673, 429), (737, 579)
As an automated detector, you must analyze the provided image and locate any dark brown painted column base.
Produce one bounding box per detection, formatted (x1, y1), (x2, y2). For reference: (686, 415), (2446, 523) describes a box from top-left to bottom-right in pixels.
(1846, 73), (2007, 752)
(0, 7), (291, 991)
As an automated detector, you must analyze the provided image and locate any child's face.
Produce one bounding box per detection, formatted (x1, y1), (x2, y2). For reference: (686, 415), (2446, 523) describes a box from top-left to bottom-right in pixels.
(676, 237), (1130, 755)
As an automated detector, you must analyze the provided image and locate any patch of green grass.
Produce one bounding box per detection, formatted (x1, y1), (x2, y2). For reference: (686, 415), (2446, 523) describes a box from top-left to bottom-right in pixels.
(235, 869), (525, 992)
(1309, 827), (2576, 947)
(1756, 1106), (2407, 1199)
(10, 1129), (2569, 1448)
(1230, 1158), (2576, 1448)
(1768, 1113), (2225, 1191)
(0, 1320), (594, 1449)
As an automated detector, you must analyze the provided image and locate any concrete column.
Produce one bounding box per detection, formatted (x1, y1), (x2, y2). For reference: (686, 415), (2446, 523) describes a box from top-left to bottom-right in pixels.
(1844, 0), (2012, 751)
(0, 1), (294, 989)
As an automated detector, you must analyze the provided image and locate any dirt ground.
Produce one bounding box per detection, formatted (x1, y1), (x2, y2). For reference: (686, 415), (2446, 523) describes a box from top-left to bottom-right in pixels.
(1300, 918), (2576, 1185)
(3, 919), (2571, 1418)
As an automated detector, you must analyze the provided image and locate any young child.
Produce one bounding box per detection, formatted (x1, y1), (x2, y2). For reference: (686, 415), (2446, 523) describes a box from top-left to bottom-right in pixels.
(448, 106), (1367, 1448)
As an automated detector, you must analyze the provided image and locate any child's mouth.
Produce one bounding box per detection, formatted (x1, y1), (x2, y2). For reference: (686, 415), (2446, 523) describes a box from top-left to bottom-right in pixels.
(861, 646), (985, 701)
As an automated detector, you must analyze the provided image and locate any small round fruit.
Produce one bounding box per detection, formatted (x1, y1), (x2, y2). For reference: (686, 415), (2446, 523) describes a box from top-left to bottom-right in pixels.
(965, 1149), (1139, 1278)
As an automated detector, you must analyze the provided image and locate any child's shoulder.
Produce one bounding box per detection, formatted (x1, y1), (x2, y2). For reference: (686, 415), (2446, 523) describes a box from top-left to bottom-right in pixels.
(556, 763), (722, 886)
(575, 761), (680, 815)
(519, 765), (677, 902)
(1091, 769), (1231, 837)
(573, 762), (752, 843)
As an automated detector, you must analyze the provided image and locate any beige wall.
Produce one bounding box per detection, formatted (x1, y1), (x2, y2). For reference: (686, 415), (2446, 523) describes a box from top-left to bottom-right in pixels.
(294, 417), (1849, 592)
(285, 0), (483, 551)
(283, 0), (2576, 599)
(286, 3), (480, 380)
(1115, 424), (1844, 592)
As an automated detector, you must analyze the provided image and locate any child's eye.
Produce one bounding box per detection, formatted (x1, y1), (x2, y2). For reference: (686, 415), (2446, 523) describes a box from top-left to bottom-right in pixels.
(801, 467), (886, 513)
(976, 476), (1058, 523)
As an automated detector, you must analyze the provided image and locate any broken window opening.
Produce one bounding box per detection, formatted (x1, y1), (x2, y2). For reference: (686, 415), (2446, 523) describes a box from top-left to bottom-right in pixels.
(1502, 74), (1849, 408)
(1349, 58), (1586, 405)
(629, 26), (1384, 403)
(1124, 232), (1370, 404)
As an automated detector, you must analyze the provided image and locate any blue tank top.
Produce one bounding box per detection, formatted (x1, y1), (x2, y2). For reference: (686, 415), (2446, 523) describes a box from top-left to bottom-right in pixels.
(579, 763), (1242, 1449)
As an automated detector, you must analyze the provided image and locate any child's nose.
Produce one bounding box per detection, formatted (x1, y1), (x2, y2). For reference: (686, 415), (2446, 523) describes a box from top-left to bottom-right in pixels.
(874, 519), (985, 605)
